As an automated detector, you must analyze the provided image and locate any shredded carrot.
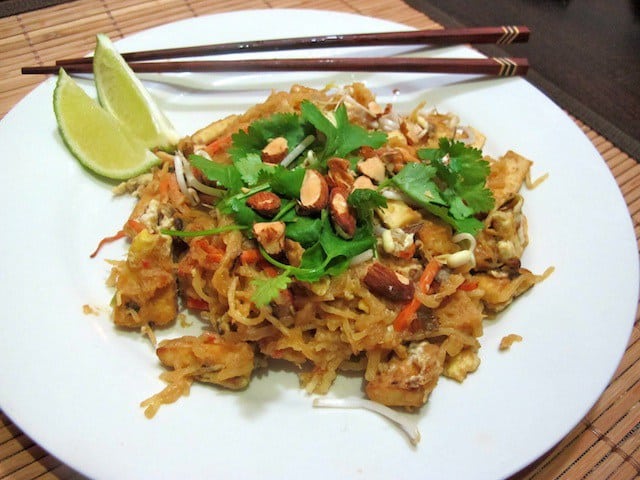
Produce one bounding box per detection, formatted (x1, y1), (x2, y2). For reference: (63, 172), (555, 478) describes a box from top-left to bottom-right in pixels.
(417, 258), (441, 292)
(158, 174), (171, 198)
(204, 135), (232, 157)
(126, 219), (145, 235)
(192, 239), (225, 263)
(91, 218), (147, 258)
(89, 230), (126, 258)
(397, 243), (417, 260)
(240, 248), (262, 264)
(393, 259), (441, 331)
(263, 265), (279, 278)
(458, 280), (478, 291)
(186, 297), (209, 311)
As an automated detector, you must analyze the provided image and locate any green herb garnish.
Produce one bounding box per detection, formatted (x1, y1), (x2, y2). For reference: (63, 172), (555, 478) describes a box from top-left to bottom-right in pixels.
(386, 138), (494, 235)
(188, 104), (494, 306)
(300, 101), (387, 163)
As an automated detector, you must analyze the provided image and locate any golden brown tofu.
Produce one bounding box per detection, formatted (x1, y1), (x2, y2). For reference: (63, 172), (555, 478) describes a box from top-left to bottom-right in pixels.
(111, 230), (177, 328)
(487, 150), (532, 209)
(475, 269), (539, 312)
(434, 290), (484, 337)
(416, 218), (458, 258)
(366, 342), (443, 408)
(157, 333), (255, 390)
(443, 349), (481, 382)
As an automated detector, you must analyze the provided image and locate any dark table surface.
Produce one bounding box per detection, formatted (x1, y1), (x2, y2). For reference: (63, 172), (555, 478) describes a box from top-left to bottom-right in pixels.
(3, 0), (639, 159)
(407, 0), (640, 160)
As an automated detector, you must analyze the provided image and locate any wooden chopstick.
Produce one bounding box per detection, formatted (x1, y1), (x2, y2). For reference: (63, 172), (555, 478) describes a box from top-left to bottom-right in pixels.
(22, 56), (529, 77)
(53, 26), (530, 65)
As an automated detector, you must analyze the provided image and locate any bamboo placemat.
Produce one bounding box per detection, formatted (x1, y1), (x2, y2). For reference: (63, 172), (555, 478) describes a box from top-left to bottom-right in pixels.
(1, 1), (638, 479)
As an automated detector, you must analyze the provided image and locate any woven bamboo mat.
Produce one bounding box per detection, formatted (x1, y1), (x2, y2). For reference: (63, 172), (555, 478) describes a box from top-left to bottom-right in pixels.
(1, 0), (638, 479)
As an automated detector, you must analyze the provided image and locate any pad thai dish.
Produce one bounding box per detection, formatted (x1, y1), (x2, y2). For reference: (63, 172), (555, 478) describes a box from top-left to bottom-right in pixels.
(104, 82), (548, 421)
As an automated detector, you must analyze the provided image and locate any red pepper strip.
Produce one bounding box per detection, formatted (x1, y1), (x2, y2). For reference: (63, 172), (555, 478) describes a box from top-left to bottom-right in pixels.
(89, 230), (126, 258)
(393, 259), (441, 331)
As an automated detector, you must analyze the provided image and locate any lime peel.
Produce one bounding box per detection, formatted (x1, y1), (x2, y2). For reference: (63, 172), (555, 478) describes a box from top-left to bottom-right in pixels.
(54, 68), (161, 180)
(93, 33), (179, 148)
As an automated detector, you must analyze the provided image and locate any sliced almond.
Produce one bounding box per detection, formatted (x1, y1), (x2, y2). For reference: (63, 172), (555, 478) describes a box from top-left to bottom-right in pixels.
(357, 156), (386, 183)
(400, 120), (426, 145)
(246, 191), (281, 218)
(261, 137), (289, 164)
(352, 175), (376, 191)
(326, 157), (354, 190)
(367, 101), (384, 116)
(299, 169), (329, 212)
(360, 146), (377, 159)
(252, 221), (286, 255)
(284, 238), (305, 267)
(329, 187), (357, 239)
(363, 262), (415, 302)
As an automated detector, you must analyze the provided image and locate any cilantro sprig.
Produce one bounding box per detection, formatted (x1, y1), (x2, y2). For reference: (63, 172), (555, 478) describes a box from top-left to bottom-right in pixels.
(183, 103), (494, 307)
(384, 138), (494, 235)
(228, 113), (308, 164)
(252, 210), (376, 306)
(300, 101), (387, 163)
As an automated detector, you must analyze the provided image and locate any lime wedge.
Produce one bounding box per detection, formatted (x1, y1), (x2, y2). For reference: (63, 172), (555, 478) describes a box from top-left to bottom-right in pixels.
(54, 69), (160, 180)
(93, 33), (179, 148)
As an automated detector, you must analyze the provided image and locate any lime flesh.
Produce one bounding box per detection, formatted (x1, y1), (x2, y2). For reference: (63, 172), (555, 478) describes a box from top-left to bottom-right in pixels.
(93, 34), (178, 148)
(54, 69), (160, 180)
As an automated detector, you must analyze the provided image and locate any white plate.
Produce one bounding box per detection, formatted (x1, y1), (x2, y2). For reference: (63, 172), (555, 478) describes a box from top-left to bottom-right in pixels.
(0, 9), (637, 480)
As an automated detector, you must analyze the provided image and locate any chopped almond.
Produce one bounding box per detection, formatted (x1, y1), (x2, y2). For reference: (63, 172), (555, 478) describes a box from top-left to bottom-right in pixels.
(357, 156), (386, 183)
(285, 239), (305, 267)
(352, 175), (376, 191)
(261, 137), (289, 164)
(329, 187), (357, 239)
(363, 262), (415, 302)
(252, 221), (286, 255)
(299, 169), (329, 212)
(246, 191), (281, 218)
(326, 157), (354, 190)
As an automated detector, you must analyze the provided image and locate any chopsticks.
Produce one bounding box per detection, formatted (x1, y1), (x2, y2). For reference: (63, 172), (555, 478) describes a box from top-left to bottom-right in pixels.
(23, 57), (529, 77)
(21, 25), (530, 78)
(52, 25), (530, 65)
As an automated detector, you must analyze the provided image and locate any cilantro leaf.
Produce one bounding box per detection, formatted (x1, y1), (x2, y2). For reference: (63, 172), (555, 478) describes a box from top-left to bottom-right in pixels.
(300, 101), (336, 145)
(217, 185), (270, 227)
(318, 224), (375, 276)
(420, 138), (494, 212)
(295, 212), (375, 281)
(300, 101), (387, 162)
(234, 153), (273, 186)
(258, 212), (375, 285)
(285, 216), (323, 247)
(389, 139), (494, 236)
(332, 103), (387, 158)
(228, 113), (306, 163)
(269, 166), (306, 198)
(347, 189), (388, 228)
(189, 154), (243, 194)
(251, 273), (292, 307)
(218, 195), (265, 227)
(390, 162), (445, 206)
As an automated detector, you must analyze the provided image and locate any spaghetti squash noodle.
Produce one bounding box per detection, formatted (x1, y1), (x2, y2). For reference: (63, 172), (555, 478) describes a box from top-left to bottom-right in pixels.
(105, 83), (550, 425)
